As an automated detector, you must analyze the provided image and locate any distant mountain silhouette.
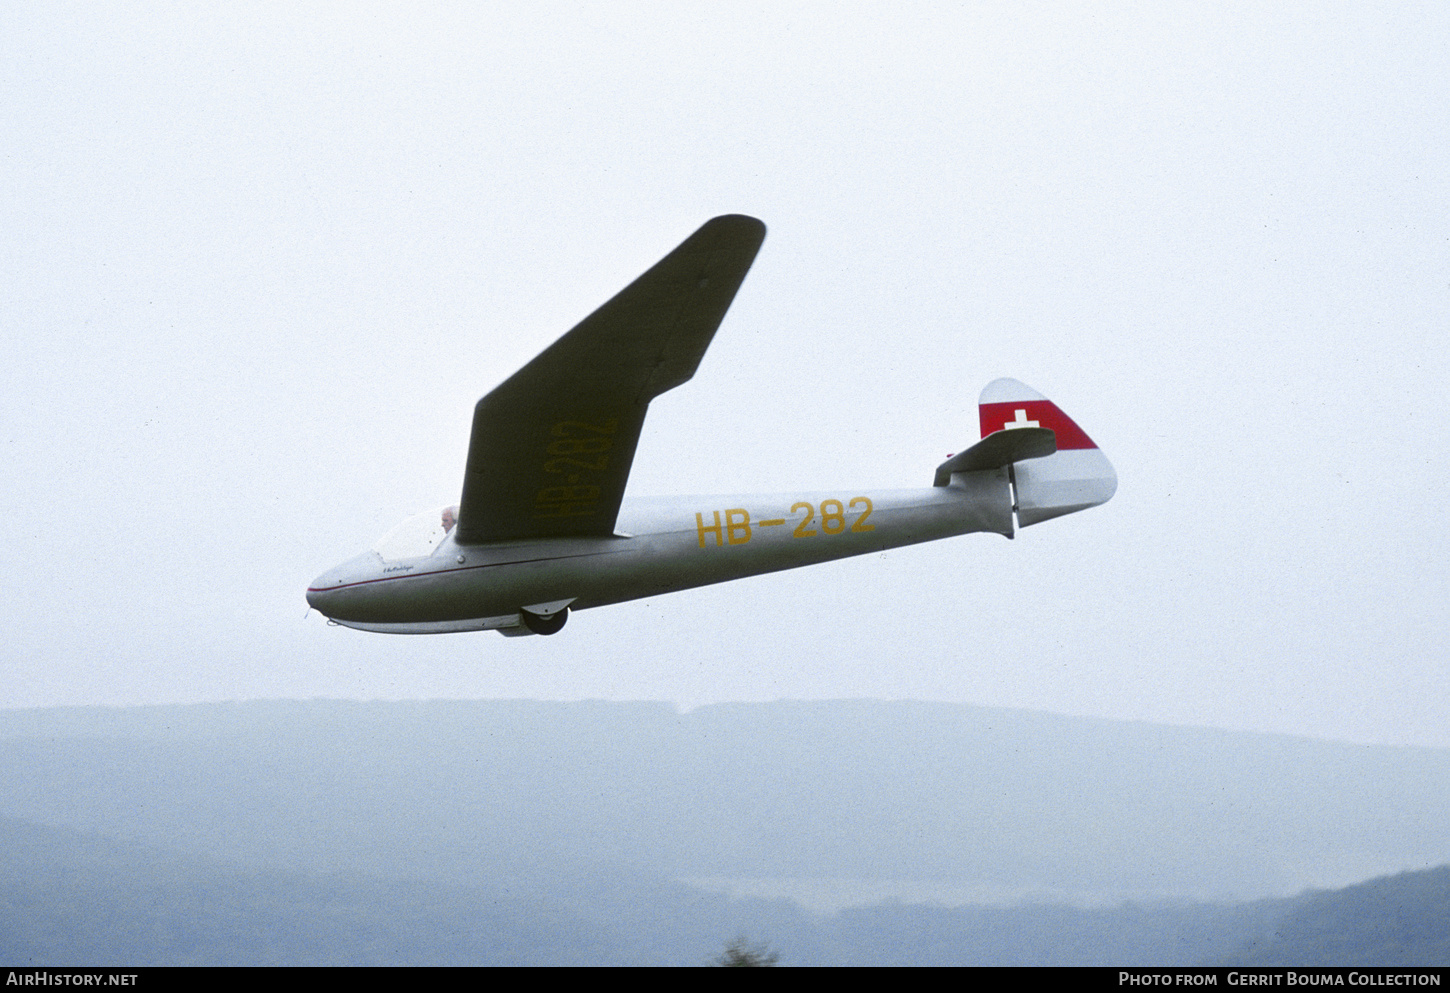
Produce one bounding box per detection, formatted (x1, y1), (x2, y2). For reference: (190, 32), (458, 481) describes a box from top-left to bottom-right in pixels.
(1, 699), (1447, 964)
(4, 815), (1443, 966)
(1217, 865), (1450, 966)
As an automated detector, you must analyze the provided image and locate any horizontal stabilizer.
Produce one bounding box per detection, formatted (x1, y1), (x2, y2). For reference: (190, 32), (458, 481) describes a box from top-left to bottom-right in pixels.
(933, 427), (1056, 487)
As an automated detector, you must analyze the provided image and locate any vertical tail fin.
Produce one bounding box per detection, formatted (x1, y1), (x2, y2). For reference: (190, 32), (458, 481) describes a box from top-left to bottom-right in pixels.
(979, 378), (1116, 527)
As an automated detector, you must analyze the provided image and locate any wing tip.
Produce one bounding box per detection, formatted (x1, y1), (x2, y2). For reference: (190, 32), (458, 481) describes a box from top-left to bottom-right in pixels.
(703, 213), (767, 242)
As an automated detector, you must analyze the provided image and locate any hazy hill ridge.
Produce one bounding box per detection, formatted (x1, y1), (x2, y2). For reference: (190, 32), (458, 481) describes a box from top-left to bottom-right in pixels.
(2, 699), (1444, 899)
(2, 816), (1444, 966)
(1, 699), (1447, 964)
(1218, 866), (1450, 967)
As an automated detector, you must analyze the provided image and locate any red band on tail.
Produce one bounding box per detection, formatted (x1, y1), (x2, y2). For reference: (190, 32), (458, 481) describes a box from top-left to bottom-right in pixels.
(979, 401), (1097, 450)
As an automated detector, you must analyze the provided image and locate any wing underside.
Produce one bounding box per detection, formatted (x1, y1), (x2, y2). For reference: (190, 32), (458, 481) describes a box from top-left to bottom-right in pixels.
(454, 215), (767, 545)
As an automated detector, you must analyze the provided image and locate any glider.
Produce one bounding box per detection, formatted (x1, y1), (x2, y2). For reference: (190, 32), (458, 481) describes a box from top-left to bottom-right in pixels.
(306, 215), (1116, 636)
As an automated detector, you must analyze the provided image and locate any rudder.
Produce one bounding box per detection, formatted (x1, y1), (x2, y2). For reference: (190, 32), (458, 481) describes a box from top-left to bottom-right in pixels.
(979, 378), (1116, 527)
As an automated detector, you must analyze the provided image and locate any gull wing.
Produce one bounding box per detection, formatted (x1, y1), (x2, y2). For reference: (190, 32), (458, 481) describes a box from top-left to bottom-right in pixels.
(454, 215), (766, 544)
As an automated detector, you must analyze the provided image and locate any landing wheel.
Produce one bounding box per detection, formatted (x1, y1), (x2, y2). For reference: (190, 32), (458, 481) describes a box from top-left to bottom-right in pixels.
(520, 606), (568, 636)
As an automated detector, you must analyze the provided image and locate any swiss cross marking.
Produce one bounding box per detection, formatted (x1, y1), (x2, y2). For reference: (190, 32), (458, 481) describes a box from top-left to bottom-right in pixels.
(1004, 408), (1039, 430)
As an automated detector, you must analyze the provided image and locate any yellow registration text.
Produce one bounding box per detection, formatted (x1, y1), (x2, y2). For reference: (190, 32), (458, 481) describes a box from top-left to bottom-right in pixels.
(532, 418), (617, 518)
(696, 497), (875, 547)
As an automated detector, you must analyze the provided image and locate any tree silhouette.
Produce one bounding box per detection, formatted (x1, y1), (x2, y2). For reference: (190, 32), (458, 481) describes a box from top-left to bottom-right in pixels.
(710, 936), (780, 967)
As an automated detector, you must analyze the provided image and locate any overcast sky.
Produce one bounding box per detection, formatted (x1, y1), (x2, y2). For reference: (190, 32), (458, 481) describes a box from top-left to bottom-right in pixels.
(3, 3), (1447, 748)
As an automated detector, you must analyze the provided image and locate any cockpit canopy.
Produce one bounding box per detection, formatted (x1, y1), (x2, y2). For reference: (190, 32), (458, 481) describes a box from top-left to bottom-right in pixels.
(372, 505), (458, 562)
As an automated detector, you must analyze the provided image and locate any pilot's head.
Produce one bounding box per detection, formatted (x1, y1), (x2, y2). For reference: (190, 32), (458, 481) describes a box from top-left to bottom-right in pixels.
(441, 506), (458, 533)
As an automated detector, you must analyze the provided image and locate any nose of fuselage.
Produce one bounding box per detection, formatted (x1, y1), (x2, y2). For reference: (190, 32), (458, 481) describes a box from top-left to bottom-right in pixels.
(306, 570), (341, 617)
(306, 552), (380, 619)
(305, 580), (329, 614)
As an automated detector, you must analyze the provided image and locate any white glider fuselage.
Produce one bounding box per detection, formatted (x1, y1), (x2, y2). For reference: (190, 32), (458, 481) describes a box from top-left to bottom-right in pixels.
(309, 474), (1013, 634)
